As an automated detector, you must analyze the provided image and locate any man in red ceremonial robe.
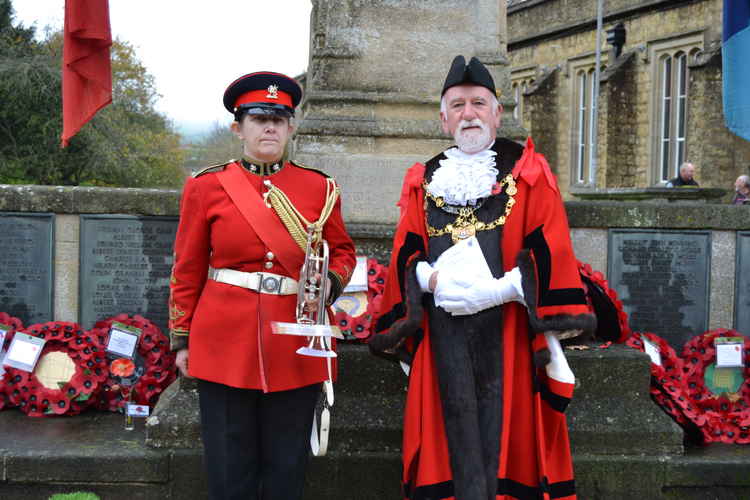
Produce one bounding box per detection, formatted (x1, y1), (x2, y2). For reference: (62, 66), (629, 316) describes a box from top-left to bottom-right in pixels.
(370, 56), (596, 500)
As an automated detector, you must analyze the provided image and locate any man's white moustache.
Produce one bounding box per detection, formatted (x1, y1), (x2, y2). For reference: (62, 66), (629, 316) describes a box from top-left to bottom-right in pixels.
(459, 119), (485, 130)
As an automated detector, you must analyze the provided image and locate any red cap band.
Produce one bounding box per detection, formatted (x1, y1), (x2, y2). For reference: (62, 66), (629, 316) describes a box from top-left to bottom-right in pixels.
(234, 89), (293, 110)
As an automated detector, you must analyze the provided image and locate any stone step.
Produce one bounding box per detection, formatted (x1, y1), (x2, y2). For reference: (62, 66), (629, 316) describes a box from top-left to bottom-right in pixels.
(326, 393), (403, 452)
(566, 343), (684, 455)
(336, 343), (407, 397)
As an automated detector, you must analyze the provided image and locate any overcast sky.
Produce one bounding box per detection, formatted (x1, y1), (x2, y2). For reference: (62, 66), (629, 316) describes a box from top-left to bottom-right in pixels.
(13, 0), (312, 130)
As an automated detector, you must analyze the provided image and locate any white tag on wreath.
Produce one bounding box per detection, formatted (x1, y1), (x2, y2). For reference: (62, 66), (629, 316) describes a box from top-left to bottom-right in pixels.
(715, 337), (744, 368)
(3, 333), (46, 372)
(642, 338), (662, 366)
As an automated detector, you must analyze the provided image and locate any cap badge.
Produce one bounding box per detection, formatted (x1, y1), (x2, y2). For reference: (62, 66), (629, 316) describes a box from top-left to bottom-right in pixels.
(266, 85), (279, 99)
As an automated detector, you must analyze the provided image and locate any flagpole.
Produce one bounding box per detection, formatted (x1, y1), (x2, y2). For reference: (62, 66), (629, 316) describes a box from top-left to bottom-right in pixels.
(590, 0), (604, 186)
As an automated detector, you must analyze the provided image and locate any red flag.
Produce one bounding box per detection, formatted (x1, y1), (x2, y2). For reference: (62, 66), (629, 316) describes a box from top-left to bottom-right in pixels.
(61, 0), (112, 147)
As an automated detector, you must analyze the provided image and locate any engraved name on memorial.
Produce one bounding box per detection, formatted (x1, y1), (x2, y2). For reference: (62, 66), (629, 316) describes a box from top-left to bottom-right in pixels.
(80, 216), (177, 332)
(608, 229), (710, 349)
(0, 213), (54, 325)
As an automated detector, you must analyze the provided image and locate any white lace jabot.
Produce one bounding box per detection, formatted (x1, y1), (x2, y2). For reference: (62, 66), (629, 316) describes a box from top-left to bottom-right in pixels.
(426, 146), (498, 206)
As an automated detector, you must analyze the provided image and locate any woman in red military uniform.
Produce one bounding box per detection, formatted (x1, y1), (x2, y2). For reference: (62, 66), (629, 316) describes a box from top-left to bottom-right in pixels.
(168, 71), (356, 500)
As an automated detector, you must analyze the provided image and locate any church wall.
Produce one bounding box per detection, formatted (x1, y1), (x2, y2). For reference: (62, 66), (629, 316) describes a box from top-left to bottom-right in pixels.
(508, 0), (750, 199)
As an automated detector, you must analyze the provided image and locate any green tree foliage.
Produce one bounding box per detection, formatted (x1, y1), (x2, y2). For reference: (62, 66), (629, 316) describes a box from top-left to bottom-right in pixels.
(183, 121), (241, 174)
(0, 0), (185, 187)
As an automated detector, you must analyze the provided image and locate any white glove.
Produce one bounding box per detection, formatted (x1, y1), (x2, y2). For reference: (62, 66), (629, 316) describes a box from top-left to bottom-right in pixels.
(436, 267), (525, 316)
(415, 261), (435, 293)
(544, 332), (575, 384)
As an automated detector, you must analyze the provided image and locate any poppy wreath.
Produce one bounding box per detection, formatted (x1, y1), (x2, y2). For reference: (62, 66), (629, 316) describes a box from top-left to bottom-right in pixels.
(578, 261), (631, 343)
(89, 314), (177, 412)
(2, 321), (107, 417)
(625, 332), (705, 440)
(0, 312), (24, 411)
(333, 258), (387, 341)
(681, 329), (750, 444)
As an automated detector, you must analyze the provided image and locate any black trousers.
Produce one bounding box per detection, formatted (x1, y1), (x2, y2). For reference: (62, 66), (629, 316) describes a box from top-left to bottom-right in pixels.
(197, 379), (321, 500)
(427, 303), (504, 500)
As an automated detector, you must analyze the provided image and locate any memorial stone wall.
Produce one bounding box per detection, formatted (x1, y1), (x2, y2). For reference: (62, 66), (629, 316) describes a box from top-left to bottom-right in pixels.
(0, 184), (749, 351)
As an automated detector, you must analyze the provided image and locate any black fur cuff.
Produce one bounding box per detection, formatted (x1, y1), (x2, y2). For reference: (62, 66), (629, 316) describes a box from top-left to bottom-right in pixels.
(369, 255), (424, 354)
(516, 249), (597, 337)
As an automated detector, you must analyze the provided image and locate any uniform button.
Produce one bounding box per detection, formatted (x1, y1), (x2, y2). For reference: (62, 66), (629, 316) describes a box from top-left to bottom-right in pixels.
(266, 252), (274, 260)
(264, 261), (273, 269)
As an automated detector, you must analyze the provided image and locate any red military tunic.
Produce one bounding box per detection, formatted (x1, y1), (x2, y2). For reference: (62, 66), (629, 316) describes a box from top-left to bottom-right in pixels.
(169, 159), (356, 392)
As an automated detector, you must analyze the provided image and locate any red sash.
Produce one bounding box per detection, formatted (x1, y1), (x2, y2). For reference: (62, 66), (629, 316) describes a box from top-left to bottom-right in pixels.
(217, 162), (305, 278)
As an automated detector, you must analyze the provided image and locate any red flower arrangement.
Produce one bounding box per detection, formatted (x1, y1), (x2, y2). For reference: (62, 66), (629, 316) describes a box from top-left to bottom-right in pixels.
(334, 258), (388, 341)
(2, 321), (108, 417)
(625, 332), (703, 434)
(0, 312), (24, 411)
(681, 329), (750, 444)
(626, 329), (750, 445)
(90, 314), (177, 413)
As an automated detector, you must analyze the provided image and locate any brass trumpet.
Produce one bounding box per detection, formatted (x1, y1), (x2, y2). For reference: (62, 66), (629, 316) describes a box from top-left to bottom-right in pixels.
(272, 224), (343, 357)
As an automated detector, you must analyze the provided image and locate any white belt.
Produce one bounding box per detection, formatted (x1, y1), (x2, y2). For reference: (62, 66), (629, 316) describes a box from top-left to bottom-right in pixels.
(208, 267), (298, 295)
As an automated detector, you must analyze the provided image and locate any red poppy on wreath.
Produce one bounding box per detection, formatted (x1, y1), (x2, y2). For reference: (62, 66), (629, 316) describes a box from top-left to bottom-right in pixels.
(367, 258), (387, 297)
(333, 310), (352, 339)
(2, 322), (107, 417)
(111, 358), (136, 378)
(349, 314), (371, 340)
(136, 374), (164, 404)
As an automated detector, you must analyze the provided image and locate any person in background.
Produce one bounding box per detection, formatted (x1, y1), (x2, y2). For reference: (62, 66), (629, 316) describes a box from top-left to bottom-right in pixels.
(666, 162), (699, 187)
(168, 71), (356, 500)
(732, 174), (750, 204)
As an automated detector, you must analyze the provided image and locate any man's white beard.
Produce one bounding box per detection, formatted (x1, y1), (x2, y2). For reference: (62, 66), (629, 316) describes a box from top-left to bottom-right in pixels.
(454, 119), (493, 154)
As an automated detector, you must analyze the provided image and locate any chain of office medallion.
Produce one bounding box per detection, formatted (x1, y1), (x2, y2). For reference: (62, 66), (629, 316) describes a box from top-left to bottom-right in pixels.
(424, 173), (517, 239)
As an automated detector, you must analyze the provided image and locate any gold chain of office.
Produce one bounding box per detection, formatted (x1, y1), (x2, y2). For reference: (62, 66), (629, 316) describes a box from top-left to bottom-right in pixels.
(425, 173), (517, 244)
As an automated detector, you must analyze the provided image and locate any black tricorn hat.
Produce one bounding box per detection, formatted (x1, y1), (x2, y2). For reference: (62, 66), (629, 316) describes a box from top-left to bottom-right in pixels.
(223, 71), (303, 118)
(441, 55), (496, 96)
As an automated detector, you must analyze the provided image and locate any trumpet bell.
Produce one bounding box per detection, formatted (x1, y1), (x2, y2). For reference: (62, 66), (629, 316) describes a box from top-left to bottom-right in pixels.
(296, 346), (338, 358)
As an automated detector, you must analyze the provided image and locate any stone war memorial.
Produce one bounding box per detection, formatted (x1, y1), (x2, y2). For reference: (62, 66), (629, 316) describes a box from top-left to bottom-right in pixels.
(2, 1), (750, 499)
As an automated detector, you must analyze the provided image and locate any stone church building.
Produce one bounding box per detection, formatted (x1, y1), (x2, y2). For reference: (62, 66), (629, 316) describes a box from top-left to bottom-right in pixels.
(508, 0), (750, 199)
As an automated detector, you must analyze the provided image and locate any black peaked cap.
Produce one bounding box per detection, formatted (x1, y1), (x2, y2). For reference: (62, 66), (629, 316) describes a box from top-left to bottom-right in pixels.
(441, 55), (496, 96)
(222, 71), (303, 115)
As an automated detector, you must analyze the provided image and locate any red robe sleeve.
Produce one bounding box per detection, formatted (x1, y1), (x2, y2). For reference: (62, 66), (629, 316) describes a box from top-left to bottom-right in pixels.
(168, 176), (210, 351)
